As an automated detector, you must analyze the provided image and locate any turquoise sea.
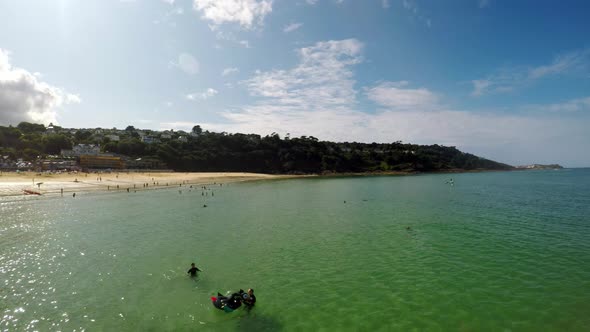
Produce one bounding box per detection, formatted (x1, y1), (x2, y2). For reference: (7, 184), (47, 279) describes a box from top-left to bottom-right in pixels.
(1, 169), (590, 331)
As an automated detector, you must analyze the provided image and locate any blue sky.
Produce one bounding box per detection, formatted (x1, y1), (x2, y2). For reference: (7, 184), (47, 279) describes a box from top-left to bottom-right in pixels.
(1, 0), (589, 166)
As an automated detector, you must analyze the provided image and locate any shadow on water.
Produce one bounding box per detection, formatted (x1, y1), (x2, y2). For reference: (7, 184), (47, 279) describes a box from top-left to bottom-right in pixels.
(234, 312), (283, 332)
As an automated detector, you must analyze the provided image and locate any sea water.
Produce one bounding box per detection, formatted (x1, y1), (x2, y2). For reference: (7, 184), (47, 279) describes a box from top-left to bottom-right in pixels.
(1, 169), (589, 331)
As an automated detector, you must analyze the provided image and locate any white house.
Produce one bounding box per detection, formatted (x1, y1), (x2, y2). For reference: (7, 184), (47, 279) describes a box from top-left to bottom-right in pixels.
(141, 136), (160, 144)
(61, 144), (101, 157)
(106, 135), (120, 142)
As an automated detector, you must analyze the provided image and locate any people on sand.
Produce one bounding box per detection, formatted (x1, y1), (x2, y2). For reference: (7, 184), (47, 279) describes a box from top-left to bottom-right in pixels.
(187, 263), (202, 277)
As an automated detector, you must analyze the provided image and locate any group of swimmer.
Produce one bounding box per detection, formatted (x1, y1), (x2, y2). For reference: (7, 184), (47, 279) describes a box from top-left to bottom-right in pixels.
(187, 263), (256, 312)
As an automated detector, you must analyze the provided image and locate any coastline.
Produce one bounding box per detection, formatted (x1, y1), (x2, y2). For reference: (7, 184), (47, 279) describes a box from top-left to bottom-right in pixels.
(318, 168), (515, 177)
(0, 168), (517, 199)
(0, 171), (301, 198)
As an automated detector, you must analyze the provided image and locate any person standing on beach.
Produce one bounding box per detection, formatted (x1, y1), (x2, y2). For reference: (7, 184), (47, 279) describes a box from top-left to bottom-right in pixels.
(187, 263), (202, 277)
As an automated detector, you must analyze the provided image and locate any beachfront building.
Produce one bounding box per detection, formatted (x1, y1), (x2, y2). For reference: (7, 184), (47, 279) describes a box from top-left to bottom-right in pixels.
(40, 159), (79, 171)
(79, 155), (125, 169)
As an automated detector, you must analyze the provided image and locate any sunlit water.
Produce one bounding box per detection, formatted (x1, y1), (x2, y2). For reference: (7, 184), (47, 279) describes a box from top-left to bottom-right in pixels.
(1, 170), (590, 331)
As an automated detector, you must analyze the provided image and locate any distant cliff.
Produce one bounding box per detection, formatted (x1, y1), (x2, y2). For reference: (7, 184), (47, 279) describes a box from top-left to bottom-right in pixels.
(516, 164), (564, 170)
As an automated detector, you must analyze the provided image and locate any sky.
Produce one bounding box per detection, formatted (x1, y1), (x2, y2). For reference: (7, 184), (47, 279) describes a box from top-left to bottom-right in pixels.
(0, 0), (589, 167)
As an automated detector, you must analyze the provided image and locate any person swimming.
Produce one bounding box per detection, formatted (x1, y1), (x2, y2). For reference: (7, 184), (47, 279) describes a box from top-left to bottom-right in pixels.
(187, 263), (202, 277)
(243, 288), (256, 308)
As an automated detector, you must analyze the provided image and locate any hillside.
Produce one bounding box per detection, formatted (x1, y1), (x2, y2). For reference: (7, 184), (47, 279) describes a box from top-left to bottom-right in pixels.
(0, 122), (513, 173)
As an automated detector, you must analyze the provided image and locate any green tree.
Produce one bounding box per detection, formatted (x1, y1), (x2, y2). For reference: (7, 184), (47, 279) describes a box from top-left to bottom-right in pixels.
(17, 122), (45, 134)
(43, 134), (72, 154)
(74, 130), (93, 143)
(192, 125), (202, 135)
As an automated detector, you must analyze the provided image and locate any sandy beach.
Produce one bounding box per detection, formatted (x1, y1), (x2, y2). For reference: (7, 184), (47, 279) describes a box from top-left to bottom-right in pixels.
(0, 171), (297, 198)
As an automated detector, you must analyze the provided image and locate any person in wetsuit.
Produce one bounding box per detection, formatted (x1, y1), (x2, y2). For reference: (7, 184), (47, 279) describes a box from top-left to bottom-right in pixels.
(243, 288), (256, 308)
(187, 263), (202, 277)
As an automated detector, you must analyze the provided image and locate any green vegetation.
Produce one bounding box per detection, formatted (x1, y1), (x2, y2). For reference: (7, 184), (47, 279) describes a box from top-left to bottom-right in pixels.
(0, 122), (513, 173)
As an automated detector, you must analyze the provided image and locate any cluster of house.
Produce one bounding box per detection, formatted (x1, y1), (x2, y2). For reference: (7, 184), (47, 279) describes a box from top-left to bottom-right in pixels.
(45, 125), (193, 144)
(139, 130), (190, 143)
(1, 126), (194, 171)
(0, 156), (34, 170)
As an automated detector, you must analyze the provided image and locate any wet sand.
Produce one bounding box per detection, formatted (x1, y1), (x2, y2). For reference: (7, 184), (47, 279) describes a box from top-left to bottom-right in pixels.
(0, 171), (297, 197)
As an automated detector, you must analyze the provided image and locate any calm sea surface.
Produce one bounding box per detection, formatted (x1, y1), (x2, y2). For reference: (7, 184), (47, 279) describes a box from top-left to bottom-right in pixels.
(1, 169), (590, 331)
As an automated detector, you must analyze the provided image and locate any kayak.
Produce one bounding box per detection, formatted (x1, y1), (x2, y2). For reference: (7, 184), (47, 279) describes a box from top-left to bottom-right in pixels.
(211, 292), (243, 312)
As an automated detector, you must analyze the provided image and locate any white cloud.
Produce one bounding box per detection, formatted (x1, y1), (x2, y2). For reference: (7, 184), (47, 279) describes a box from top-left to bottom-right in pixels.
(162, 0), (175, 4)
(186, 88), (219, 100)
(196, 105), (589, 166)
(382, 0), (390, 8)
(239, 40), (251, 48)
(171, 53), (199, 75)
(528, 49), (589, 79)
(199, 104), (588, 166)
(66, 94), (82, 104)
(192, 0), (273, 29)
(0, 49), (80, 126)
(366, 81), (439, 111)
(525, 96), (590, 113)
(283, 22), (303, 33)
(184, 39), (590, 166)
(472, 48), (590, 96)
(471, 79), (491, 97)
(306, 0), (319, 4)
(243, 39), (363, 110)
(159, 121), (198, 131)
(222, 67), (239, 76)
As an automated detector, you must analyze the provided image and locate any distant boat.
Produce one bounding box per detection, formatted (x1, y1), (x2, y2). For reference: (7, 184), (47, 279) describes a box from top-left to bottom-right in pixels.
(23, 189), (42, 195)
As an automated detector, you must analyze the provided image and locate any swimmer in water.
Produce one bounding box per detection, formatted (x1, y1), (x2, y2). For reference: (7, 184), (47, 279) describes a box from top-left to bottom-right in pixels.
(187, 263), (202, 277)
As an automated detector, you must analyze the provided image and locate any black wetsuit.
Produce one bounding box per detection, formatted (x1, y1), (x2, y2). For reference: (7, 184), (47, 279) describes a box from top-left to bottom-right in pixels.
(243, 294), (256, 307)
(187, 266), (201, 277)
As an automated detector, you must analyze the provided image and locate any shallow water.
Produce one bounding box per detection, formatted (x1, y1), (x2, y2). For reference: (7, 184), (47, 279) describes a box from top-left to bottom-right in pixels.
(1, 170), (590, 331)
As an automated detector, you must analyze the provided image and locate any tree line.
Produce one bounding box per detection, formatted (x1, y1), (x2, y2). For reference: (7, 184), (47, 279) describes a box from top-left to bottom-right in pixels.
(0, 122), (513, 173)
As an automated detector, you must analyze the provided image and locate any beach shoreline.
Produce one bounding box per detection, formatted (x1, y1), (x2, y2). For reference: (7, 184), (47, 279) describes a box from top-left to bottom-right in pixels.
(0, 171), (303, 198)
(0, 168), (516, 199)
